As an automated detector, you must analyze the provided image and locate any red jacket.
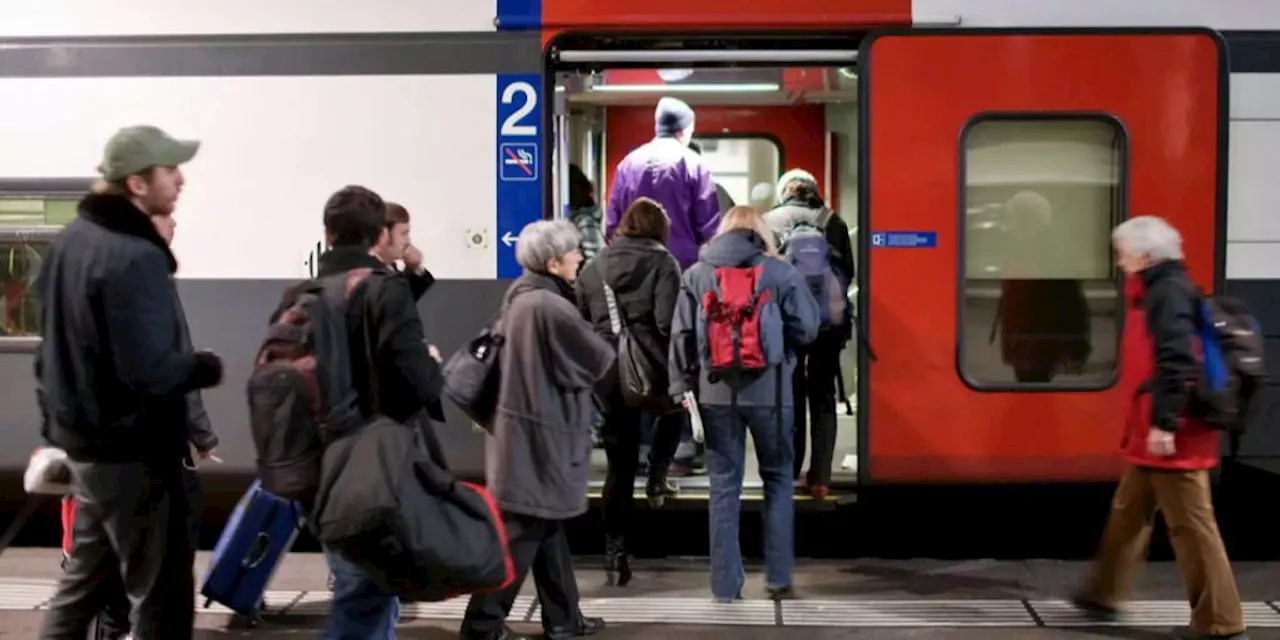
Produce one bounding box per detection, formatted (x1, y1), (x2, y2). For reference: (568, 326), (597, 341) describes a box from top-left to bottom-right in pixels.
(1120, 273), (1220, 470)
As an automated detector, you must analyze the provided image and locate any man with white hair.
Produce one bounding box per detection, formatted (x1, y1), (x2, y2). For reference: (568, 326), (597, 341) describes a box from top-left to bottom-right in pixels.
(1072, 216), (1248, 640)
(605, 97), (721, 270)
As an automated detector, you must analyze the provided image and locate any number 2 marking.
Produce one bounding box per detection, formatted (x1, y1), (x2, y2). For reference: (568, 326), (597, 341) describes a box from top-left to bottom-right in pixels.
(500, 81), (537, 137)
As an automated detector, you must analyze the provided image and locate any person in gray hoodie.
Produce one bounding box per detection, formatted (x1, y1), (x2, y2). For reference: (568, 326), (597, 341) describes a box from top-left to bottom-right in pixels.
(669, 205), (820, 603)
(762, 169), (854, 498)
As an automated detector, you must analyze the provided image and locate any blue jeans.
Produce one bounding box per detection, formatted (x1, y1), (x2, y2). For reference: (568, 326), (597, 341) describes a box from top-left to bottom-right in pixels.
(703, 404), (795, 600)
(322, 547), (400, 640)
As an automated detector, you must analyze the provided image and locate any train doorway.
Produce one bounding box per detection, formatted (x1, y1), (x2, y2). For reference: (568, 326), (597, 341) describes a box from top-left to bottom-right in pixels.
(546, 35), (865, 504)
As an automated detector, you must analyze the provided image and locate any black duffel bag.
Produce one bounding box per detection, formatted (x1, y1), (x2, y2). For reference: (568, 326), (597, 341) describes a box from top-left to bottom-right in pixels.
(313, 417), (515, 601)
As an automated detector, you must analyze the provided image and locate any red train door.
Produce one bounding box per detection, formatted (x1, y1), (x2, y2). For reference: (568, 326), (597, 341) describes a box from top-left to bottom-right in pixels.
(859, 29), (1227, 484)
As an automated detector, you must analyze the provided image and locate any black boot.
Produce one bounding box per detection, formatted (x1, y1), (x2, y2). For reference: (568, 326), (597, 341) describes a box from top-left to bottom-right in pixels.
(604, 536), (632, 587)
(646, 468), (678, 508)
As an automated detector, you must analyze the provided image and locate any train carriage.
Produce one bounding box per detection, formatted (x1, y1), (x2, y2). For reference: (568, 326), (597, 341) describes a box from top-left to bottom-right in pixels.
(2, 0), (1279, 555)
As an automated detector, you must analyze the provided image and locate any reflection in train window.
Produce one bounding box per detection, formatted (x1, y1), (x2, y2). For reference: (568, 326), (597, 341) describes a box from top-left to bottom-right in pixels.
(0, 195), (76, 338)
(958, 117), (1125, 389)
(690, 137), (781, 211)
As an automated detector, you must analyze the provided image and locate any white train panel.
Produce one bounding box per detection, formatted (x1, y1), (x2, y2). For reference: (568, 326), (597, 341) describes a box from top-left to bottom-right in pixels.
(914, 0), (1280, 30)
(1231, 74), (1280, 121)
(1225, 242), (1280, 280)
(1227, 121), (1280, 244)
(0, 0), (496, 37)
(1227, 74), (1280, 278)
(0, 76), (498, 280)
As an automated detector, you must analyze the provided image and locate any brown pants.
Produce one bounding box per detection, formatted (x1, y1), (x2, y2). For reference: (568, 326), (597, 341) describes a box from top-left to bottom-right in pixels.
(1086, 465), (1245, 635)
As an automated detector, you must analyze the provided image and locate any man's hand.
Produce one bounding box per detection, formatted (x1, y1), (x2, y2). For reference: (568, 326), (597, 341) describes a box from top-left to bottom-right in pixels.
(427, 344), (442, 362)
(1147, 428), (1176, 457)
(404, 244), (424, 272)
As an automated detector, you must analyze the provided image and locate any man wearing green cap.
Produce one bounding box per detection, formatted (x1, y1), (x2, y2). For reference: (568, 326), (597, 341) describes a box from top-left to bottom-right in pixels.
(37, 125), (224, 639)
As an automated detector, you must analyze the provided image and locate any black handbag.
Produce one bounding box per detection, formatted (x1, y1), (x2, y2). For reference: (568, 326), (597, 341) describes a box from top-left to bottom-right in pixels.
(599, 263), (669, 410)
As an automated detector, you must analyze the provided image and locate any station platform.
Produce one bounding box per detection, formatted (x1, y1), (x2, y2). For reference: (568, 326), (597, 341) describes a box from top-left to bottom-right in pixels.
(1, 549), (1280, 637)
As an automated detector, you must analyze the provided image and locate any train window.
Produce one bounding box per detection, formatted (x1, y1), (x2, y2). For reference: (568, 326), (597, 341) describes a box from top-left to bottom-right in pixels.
(0, 191), (80, 340)
(958, 116), (1125, 389)
(690, 136), (781, 210)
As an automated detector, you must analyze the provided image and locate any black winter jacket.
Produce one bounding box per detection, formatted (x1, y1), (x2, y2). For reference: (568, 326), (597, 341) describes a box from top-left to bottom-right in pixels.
(1138, 260), (1201, 432)
(575, 237), (682, 386)
(35, 193), (222, 463)
(313, 247), (446, 425)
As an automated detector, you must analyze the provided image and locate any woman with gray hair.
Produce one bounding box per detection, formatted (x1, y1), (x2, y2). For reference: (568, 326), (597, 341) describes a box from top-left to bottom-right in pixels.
(1071, 215), (1248, 640)
(461, 219), (614, 640)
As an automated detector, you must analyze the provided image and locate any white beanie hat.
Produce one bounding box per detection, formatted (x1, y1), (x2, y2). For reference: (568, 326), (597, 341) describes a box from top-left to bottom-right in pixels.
(776, 168), (819, 202)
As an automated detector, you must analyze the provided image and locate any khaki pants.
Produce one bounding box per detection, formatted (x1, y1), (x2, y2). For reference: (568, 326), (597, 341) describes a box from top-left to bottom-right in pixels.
(1086, 465), (1245, 636)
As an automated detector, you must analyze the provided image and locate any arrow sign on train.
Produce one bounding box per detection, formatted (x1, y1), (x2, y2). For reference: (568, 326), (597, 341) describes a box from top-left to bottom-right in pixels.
(501, 231), (517, 247)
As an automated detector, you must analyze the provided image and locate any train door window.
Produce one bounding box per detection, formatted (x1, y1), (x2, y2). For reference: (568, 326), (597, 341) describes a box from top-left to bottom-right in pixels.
(0, 181), (88, 344)
(690, 136), (782, 210)
(957, 116), (1126, 389)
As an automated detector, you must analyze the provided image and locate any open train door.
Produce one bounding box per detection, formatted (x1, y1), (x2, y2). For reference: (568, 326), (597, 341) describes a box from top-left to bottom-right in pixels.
(857, 29), (1228, 484)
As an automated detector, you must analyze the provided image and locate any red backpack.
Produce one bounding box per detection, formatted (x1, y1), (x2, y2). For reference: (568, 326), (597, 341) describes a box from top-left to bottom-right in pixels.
(702, 265), (773, 388)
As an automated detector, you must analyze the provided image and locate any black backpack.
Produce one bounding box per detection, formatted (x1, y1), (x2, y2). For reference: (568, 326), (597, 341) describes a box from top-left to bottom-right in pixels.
(246, 267), (380, 502)
(1190, 293), (1266, 434)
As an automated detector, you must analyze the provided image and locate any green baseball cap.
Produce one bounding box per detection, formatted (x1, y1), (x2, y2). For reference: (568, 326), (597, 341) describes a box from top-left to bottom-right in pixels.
(97, 125), (200, 182)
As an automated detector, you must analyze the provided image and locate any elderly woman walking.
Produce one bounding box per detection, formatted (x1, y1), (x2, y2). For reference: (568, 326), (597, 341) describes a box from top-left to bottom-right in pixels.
(460, 220), (615, 640)
(1071, 216), (1248, 640)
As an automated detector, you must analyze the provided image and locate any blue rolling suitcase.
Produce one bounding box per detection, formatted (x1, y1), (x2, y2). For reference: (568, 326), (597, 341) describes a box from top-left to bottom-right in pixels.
(200, 479), (304, 618)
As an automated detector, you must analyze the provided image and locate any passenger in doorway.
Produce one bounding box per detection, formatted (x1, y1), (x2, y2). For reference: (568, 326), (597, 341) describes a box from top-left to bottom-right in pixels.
(37, 125), (225, 639)
(687, 140), (736, 215)
(606, 96), (721, 270)
(568, 164), (605, 263)
(992, 191), (1091, 382)
(1071, 216), (1248, 640)
(374, 202), (436, 300)
(87, 196), (222, 640)
(669, 205), (820, 602)
(317, 185), (448, 640)
(763, 169), (854, 499)
(461, 220), (612, 640)
(575, 197), (684, 587)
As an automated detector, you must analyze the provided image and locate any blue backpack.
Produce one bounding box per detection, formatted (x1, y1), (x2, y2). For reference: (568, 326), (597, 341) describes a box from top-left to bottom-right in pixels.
(779, 210), (848, 330)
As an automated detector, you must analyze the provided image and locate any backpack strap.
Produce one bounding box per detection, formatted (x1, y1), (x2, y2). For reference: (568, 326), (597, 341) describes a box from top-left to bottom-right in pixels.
(814, 207), (834, 230)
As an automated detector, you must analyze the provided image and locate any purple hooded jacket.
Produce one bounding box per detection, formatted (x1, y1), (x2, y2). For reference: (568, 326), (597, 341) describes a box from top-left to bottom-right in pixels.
(605, 136), (721, 270)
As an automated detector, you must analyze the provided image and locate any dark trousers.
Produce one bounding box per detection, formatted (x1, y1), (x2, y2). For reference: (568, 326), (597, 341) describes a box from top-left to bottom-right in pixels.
(41, 459), (196, 640)
(92, 459), (204, 639)
(602, 404), (683, 539)
(793, 331), (843, 485)
(461, 514), (581, 638)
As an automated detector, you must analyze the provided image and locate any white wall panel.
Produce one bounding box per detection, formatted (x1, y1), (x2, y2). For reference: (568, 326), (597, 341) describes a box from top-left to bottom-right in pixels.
(0, 0), (495, 37)
(0, 76), (497, 280)
(915, 0), (1280, 30)
(1232, 74), (1280, 121)
(1227, 121), (1280, 245)
(1226, 242), (1280, 279)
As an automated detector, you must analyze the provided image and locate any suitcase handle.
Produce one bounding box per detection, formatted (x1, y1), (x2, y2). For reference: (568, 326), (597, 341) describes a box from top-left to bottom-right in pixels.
(241, 532), (272, 570)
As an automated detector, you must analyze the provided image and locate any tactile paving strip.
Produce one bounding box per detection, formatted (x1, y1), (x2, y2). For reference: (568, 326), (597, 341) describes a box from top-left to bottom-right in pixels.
(782, 599), (1034, 627)
(1031, 599), (1280, 628)
(4, 579), (1280, 628)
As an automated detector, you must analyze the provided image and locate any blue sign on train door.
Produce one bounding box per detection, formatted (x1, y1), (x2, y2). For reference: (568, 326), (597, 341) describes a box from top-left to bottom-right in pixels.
(495, 74), (543, 279)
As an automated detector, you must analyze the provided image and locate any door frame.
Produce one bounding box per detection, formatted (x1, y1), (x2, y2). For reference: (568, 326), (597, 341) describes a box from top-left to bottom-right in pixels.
(854, 26), (1231, 486)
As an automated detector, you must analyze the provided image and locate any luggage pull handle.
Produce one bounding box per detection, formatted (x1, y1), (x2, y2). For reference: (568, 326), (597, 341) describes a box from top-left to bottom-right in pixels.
(241, 532), (273, 570)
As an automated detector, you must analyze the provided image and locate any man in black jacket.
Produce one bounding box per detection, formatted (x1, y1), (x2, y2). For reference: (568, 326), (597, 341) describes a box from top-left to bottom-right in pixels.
(38, 125), (225, 639)
(374, 202), (436, 300)
(317, 185), (447, 639)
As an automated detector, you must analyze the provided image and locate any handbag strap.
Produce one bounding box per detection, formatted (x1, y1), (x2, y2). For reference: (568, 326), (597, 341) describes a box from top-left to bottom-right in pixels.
(597, 261), (624, 336)
(603, 284), (623, 336)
